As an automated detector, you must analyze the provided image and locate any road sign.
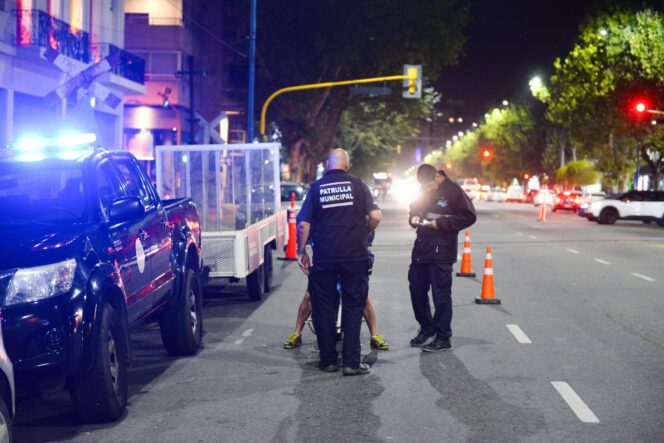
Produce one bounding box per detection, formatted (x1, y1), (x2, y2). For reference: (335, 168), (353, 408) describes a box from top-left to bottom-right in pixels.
(403, 64), (422, 99)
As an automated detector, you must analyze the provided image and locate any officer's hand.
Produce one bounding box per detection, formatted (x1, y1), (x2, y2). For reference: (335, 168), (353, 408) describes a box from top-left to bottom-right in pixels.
(421, 219), (437, 229)
(410, 216), (421, 226)
(297, 251), (311, 275)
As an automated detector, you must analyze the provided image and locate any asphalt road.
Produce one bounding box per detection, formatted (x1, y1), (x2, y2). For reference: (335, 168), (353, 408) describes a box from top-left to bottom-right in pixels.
(13, 199), (664, 442)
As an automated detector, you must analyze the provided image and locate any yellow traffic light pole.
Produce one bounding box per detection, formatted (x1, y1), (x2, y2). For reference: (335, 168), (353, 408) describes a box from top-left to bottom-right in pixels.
(259, 68), (418, 141)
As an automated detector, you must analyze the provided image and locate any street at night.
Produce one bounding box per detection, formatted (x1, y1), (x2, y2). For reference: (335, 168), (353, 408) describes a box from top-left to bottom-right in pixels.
(12, 200), (664, 442)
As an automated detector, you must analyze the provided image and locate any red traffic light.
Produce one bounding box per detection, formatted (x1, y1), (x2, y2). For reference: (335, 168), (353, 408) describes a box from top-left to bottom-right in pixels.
(630, 98), (651, 120)
(635, 102), (647, 113)
(482, 149), (492, 159)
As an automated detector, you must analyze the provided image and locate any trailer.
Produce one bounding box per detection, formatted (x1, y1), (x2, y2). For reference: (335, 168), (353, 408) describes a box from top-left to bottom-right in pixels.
(156, 143), (288, 300)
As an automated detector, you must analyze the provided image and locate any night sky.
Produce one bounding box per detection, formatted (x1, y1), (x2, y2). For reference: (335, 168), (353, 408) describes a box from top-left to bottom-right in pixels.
(436, 0), (591, 118)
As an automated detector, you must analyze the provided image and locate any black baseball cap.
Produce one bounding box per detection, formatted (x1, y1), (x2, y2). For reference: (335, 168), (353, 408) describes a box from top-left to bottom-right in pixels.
(416, 164), (437, 184)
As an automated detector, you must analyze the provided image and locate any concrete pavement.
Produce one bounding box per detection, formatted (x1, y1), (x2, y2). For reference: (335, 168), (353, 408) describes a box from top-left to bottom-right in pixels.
(13, 199), (664, 442)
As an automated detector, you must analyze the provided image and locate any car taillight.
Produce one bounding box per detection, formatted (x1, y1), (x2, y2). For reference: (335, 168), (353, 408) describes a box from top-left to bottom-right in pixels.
(555, 198), (561, 203)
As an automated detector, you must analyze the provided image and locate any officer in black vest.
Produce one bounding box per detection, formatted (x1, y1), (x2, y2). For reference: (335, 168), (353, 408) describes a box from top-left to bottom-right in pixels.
(296, 148), (381, 375)
(408, 165), (476, 352)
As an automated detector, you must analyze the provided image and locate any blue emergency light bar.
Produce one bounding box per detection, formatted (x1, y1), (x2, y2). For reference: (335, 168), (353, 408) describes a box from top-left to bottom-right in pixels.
(12, 132), (97, 161)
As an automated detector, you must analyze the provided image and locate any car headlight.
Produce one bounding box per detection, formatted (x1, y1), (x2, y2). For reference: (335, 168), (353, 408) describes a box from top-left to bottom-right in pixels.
(5, 259), (77, 306)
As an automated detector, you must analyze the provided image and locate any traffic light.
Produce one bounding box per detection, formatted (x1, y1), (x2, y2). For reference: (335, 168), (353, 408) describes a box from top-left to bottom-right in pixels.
(403, 64), (422, 99)
(481, 148), (493, 159)
(630, 98), (651, 121)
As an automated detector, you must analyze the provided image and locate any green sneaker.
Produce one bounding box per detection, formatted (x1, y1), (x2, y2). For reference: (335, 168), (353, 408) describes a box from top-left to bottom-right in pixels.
(284, 332), (302, 349)
(370, 335), (390, 351)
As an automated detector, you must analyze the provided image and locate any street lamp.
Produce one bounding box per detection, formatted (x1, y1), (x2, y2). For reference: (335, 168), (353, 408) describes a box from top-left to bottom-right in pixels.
(472, 122), (478, 128)
(502, 100), (509, 107)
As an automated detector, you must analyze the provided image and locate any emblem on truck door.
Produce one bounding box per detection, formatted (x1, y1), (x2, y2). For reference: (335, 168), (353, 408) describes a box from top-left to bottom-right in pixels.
(136, 238), (146, 273)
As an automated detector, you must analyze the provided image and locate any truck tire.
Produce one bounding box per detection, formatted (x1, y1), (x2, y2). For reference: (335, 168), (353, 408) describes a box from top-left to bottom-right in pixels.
(70, 303), (128, 423)
(263, 246), (273, 293)
(0, 394), (12, 443)
(247, 264), (264, 301)
(160, 266), (203, 356)
(599, 208), (618, 225)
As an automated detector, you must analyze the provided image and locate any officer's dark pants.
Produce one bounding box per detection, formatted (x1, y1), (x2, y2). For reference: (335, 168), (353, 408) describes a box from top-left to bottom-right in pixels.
(408, 262), (453, 339)
(308, 261), (369, 368)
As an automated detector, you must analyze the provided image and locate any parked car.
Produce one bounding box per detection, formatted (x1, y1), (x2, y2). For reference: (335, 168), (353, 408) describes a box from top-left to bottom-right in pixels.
(587, 190), (664, 225)
(0, 147), (203, 423)
(578, 192), (607, 217)
(0, 313), (14, 442)
(553, 190), (583, 212)
(505, 185), (525, 203)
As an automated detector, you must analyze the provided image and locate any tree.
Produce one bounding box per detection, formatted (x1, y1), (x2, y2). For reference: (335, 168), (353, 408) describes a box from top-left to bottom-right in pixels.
(546, 8), (664, 189)
(556, 160), (600, 187)
(254, 0), (469, 181)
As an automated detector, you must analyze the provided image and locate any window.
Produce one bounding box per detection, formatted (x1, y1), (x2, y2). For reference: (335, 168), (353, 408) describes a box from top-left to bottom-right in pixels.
(97, 161), (125, 218)
(114, 158), (156, 209)
(150, 52), (179, 75)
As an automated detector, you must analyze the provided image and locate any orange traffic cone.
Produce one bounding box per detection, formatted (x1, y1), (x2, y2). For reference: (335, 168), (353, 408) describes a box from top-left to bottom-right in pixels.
(456, 230), (476, 277)
(279, 193), (298, 261)
(475, 246), (501, 305)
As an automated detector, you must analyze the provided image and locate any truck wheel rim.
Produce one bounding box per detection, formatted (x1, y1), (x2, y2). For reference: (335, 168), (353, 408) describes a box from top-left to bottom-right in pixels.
(190, 287), (198, 334)
(109, 336), (119, 394)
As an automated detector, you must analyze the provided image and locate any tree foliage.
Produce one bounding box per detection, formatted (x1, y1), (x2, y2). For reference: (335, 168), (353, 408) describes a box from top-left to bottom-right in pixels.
(255, 0), (469, 181)
(556, 160), (600, 186)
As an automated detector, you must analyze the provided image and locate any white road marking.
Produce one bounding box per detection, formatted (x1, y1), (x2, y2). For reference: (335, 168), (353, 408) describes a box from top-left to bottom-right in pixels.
(632, 273), (655, 282)
(528, 235), (537, 240)
(506, 324), (532, 344)
(566, 248), (580, 254)
(234, 338), (244, 345)
(242, 328), (255, 337)
(551, 381), (600, 423)
(516, 232), (523, 236)
(594, 258), (611, 265)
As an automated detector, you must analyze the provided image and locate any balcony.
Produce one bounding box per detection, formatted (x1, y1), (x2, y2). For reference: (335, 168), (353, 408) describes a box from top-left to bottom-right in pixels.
(94, 43), (146, 85)
(15, 9), (90, 63)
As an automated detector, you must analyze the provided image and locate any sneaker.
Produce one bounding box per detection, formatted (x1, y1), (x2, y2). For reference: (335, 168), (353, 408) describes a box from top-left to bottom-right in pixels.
(422, 336), (452, 353)
(283, 332), (302, 349)
(343, 363), (371, 376)
(370, 335), (390, 351)
(410, 327), (436, 347)
(319, 363), (340, 372)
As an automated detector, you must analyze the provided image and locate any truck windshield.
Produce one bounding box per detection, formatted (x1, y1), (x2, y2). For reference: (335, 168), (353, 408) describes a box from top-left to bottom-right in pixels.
(0, 160), (86, 224)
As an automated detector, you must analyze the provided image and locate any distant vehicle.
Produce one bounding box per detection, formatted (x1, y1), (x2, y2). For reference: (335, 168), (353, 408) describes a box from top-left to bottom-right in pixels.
(505, 185), (525, 203)
(0, 147), (203, 422)
(577, 192), (607, 217)
(479, 184), (492, 200)
(281, 181), (307, 202)
(488, 187), (506, 202)
(372, 172), (392, 201)
(553, 190), (583, 212)
(458, 178), (481, 200)
(534, 189), (555, 207)
(587, 190), (664, 225)
(0, 314), (14, 442)
(526, 189), (539, 204)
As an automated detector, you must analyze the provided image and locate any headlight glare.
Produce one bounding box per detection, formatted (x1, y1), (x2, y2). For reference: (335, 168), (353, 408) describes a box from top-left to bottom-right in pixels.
(5, 259), (77, 306)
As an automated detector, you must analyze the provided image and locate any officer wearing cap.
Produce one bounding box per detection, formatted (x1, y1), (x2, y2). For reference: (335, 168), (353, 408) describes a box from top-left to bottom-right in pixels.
(408, 164), (476, 352)
(296, 148), (381, 375)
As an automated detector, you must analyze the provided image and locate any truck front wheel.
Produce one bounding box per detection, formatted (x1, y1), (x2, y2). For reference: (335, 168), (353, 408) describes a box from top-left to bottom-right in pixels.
(160, 266), (203, 356)
(70, 302), (128, 423)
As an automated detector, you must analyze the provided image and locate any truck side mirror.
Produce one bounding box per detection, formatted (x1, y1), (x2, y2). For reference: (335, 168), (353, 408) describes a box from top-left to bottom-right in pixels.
(109, 197), (145, 225)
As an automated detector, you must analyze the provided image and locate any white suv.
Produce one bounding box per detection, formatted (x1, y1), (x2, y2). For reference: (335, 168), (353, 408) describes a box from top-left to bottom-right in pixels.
(587, 191), (664, 225)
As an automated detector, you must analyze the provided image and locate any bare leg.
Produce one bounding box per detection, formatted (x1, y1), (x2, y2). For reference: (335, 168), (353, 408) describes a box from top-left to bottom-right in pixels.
(293, 290), (313, 335)
(363, 295), (378, 337)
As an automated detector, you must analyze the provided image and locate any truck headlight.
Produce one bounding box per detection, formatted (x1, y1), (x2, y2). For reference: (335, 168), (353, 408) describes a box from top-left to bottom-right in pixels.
(5, 259), (77, 306)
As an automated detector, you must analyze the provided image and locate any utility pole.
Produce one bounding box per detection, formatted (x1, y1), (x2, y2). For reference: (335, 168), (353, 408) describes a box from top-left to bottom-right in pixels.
(176, 56), (206, 144)
(247, 0), (257, 142)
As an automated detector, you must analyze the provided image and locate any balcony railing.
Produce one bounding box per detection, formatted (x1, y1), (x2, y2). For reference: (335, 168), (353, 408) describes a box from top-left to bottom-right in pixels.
(15, 9), (90, 62)
(94, 43), (146, 85)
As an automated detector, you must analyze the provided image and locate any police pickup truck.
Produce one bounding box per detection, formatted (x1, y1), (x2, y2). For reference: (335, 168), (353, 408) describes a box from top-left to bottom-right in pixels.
(0, 146), (203, 422)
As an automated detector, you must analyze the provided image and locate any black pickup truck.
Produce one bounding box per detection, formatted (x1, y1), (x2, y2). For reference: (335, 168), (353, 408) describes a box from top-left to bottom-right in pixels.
(0, 148), (203, 422)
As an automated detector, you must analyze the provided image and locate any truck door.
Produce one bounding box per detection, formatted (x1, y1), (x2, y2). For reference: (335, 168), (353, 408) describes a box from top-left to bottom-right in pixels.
(113, 158), (174, 308)
(97, 160), (153, 325)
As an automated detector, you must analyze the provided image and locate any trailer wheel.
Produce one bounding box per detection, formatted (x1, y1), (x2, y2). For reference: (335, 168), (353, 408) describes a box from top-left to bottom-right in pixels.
(247, 264), (264, 301)
(263, 246), (273, 293)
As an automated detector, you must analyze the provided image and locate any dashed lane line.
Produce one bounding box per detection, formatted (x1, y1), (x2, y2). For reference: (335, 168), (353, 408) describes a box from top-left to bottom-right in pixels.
(551, 381), (600, 424)
(566, 248), (580, 254)
(234, 328), (255, 345)
(594, 258), (611, 265)
(516, 232), (524, 236)
(631, 273), (655, 282)
(528, 235), (537, 240)
(506, 324), (532, 344)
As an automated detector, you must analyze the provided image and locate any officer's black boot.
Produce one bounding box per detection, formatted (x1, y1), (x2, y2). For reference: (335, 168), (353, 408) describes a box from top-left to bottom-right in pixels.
(410, 327), (436, 347)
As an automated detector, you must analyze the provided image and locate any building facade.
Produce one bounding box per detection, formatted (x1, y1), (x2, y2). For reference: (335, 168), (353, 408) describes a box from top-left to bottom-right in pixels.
(0, 0), (145, 148)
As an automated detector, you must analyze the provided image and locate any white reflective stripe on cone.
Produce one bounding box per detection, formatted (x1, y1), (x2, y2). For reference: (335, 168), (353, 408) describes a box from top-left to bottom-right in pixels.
(464, 248), (471, 253)
(486, 253), (492, 259)
(484, 268), (493, 275)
